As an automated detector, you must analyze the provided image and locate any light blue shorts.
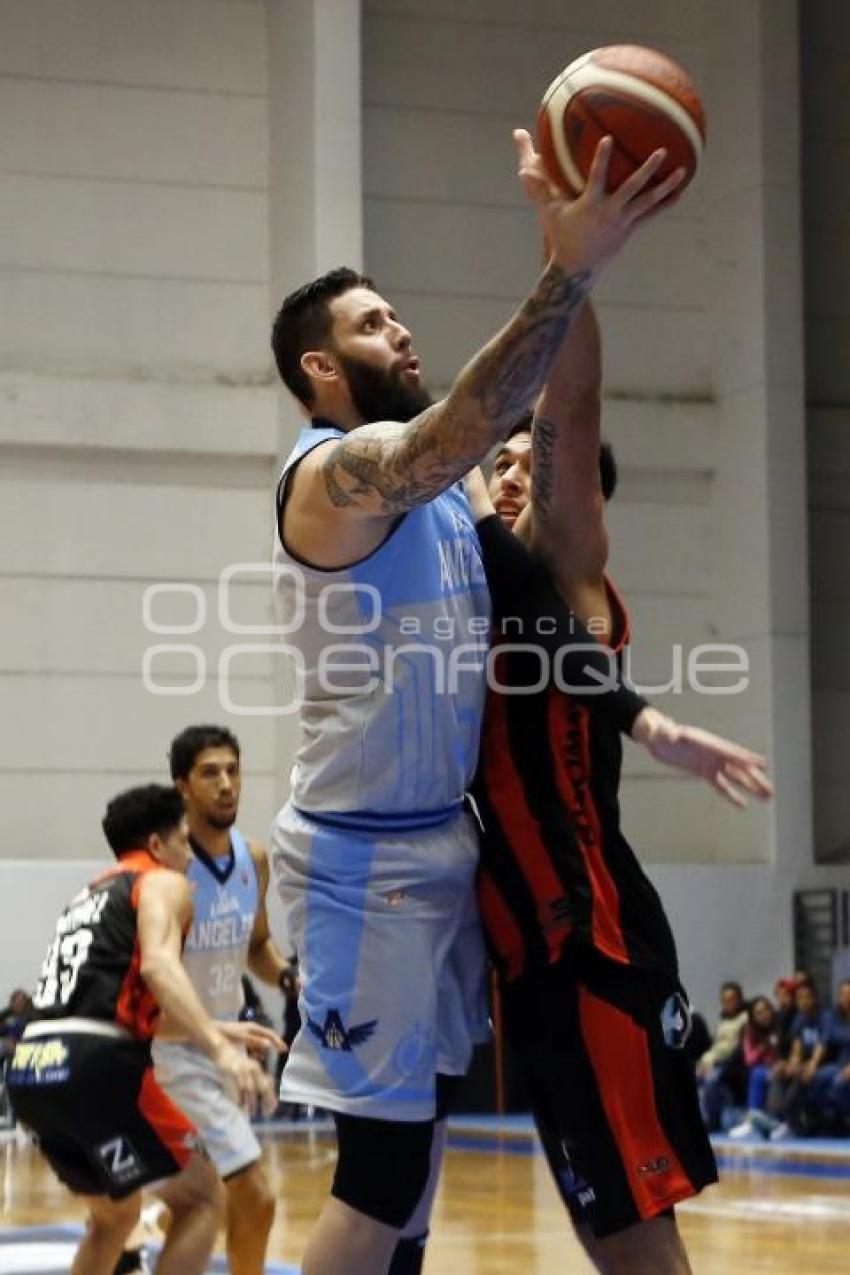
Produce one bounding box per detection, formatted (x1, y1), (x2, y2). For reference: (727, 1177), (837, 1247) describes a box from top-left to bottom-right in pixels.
(270, 803), (489, 1122)
(152, 1041), (261, 1178)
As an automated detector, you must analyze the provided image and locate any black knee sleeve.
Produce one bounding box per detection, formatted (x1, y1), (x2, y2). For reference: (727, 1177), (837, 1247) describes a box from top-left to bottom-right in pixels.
(388, 1233), (428, 1275)
(435, 1072), (463, 1122)
(332, 1113), (435, 1229)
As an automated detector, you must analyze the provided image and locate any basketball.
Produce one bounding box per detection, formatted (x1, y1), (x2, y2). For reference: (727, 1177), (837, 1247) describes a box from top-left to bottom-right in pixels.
(537, 45), (706, 196)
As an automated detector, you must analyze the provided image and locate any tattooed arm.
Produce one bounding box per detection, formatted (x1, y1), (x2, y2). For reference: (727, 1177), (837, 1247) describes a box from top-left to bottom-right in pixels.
(284, 134), (684, 569)
(529, 299), (612, 638)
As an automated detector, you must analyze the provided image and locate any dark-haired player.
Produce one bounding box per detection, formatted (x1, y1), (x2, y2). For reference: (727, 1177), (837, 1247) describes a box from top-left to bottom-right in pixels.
(7, 784), (273, 1275)
(149, 725), (292, 1275)
(469, 283), (771, 1274)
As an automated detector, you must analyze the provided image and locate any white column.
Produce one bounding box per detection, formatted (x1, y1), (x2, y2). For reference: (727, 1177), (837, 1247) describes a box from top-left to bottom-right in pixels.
(703, 0), (810, 863)
(265, 0), (364, 803)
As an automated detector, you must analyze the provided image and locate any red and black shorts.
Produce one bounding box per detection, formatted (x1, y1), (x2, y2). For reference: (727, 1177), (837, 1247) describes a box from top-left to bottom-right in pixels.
(7, 1027), (198, 1200)
(502, 948), (717, 1239)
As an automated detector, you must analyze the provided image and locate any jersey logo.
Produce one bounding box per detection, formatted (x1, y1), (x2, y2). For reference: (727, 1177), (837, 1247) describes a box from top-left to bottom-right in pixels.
(306, 1009), (378, 1052)
(95, 1136), (143, 1187)
(660, 992), (692, 1050)
(637, 1155), (671, 1177)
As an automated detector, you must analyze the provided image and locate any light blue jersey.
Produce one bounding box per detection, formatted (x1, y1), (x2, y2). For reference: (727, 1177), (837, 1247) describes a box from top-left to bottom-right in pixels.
(271, 421), (491, 1119)
(181, 828), (258, 1022)
(273, 423), (491, 823)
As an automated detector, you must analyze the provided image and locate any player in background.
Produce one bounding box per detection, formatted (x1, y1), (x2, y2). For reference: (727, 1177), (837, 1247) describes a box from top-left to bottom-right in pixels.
(147, 725), (293, 1275)
(7, 784), (273, 1275)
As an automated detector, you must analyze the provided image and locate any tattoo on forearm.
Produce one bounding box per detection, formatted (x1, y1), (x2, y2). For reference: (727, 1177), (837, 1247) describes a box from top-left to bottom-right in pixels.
(322, 263), (593, 515)
(471, 265), (592, 422)
(532, 415), (557, 520)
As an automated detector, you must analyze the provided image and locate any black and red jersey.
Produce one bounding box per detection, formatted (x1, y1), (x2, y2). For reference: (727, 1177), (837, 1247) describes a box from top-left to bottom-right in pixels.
(473, 577), (678, 984)
(30, 851), (170, 1040)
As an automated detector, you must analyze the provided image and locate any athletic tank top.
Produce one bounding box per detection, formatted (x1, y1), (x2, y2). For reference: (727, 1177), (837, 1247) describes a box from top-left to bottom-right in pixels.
(30, 851), (169, 1040)
(274, 422), (490, 824)
(181, 829), (258, 1022)
(474, 580), (678, 982)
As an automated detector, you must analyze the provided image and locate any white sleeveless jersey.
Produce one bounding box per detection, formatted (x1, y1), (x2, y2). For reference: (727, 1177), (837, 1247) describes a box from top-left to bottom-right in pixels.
(181, 829), (258, 1022)
(274, 423), (491, 826)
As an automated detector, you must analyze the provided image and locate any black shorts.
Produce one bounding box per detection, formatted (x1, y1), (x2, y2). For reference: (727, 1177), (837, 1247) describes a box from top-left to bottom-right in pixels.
(502, 949), (717, 1239)
(7, 1030), (198, 1199)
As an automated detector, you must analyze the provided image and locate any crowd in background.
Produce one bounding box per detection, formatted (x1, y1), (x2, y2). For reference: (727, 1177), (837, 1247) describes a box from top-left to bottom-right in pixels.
(5, 974), (850, 1142)
(696, 974), (850, 1140)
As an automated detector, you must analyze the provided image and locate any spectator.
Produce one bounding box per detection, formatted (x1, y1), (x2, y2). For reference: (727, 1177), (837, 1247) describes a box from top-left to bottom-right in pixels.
(809, 979), (850, 1132)
(683, 1009), (712, 1069)
(728, 996), (781, 1138)
(698, 981), (748, 1131)
(774, 977), (801, 1060)
(765, 980), (830, 1138)
(0, 989), (33, 1059)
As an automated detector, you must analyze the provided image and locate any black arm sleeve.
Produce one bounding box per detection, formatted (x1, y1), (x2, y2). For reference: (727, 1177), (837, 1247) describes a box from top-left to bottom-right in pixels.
(475, 514), (647, 736)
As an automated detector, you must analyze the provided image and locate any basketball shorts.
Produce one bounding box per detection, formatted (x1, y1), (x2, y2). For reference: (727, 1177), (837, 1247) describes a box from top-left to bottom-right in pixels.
(7, 1026), (197, 1199)
(502, 948), (717, 1238)
(270, 802), (489, 1122)
(153, 1040), (261, 1179)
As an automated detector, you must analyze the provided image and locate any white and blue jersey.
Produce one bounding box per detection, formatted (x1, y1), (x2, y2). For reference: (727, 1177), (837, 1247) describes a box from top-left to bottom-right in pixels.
(271, 422), (491, 1120)
(181, 828), (258, 1023)
(273, 422), (490, 821)
(153, 828), (262, 1176)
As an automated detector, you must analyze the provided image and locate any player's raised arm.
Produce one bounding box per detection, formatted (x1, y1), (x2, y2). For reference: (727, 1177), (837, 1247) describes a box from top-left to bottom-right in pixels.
(280, 135), (686, 567)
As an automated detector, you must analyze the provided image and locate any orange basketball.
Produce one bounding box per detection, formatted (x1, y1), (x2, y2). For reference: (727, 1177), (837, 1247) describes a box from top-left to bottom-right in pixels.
(537, 45), (706, 196)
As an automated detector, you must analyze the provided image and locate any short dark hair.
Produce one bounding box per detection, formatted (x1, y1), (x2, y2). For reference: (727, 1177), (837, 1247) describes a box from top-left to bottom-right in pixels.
(271, 267), (374, 407)
(168, 724), (241, 782)
(721, 981), (744, 1000)
(504, 415), (618, 500)
(102, 784), (185, 859)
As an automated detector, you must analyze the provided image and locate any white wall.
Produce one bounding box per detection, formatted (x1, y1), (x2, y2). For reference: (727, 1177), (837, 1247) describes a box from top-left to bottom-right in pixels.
(802, 2), (850, 867)
(361, 0), (825, 1012)
(0, 0), (282, 862)
(0, 0), (844, 1022)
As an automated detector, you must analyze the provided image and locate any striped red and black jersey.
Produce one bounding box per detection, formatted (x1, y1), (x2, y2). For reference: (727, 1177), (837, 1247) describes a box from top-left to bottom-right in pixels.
(473, 577), (678, 984)
(30, 851), (172, 1040)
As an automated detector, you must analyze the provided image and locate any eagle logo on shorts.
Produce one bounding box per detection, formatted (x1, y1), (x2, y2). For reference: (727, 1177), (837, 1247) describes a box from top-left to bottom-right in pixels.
(307, 1009), (378, 1051)
(660, 992), (693, 1050)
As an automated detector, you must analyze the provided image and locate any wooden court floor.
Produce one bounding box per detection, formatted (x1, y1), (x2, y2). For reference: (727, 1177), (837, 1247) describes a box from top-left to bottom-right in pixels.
(3, 1122), (849, 1273)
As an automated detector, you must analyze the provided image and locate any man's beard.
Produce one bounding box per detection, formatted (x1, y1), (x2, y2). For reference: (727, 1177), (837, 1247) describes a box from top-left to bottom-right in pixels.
(205, 809), (237, 830)
(336, 352), (433, 424)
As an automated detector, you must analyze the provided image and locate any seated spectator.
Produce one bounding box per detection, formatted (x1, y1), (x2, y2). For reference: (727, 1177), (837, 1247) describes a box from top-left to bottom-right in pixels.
(683, 1008), (712, 1069)
(728, 996), (781, 1138)
(697, 981), (748, 1131)
(774, 976), (801, 1059)
(0, 989), (33, 1059)
(808, 978), (850, 1133)
(764, 979), (830, 1137)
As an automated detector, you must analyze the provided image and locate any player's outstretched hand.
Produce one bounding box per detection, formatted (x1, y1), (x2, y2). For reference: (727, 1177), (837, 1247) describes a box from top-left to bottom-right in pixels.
(631, 707), (774, 808)
(219, 1019), (287, 1061)
(212, 1038), (278, 1117)
(513, 129), (685, 278)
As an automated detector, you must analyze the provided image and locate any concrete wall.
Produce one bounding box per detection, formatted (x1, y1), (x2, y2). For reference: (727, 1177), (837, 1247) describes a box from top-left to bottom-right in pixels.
(361, 0), (828, 1014)
(0, 0), (281, 858)
(802, 1), (850, 866)
(0, 0), (845, 1019)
